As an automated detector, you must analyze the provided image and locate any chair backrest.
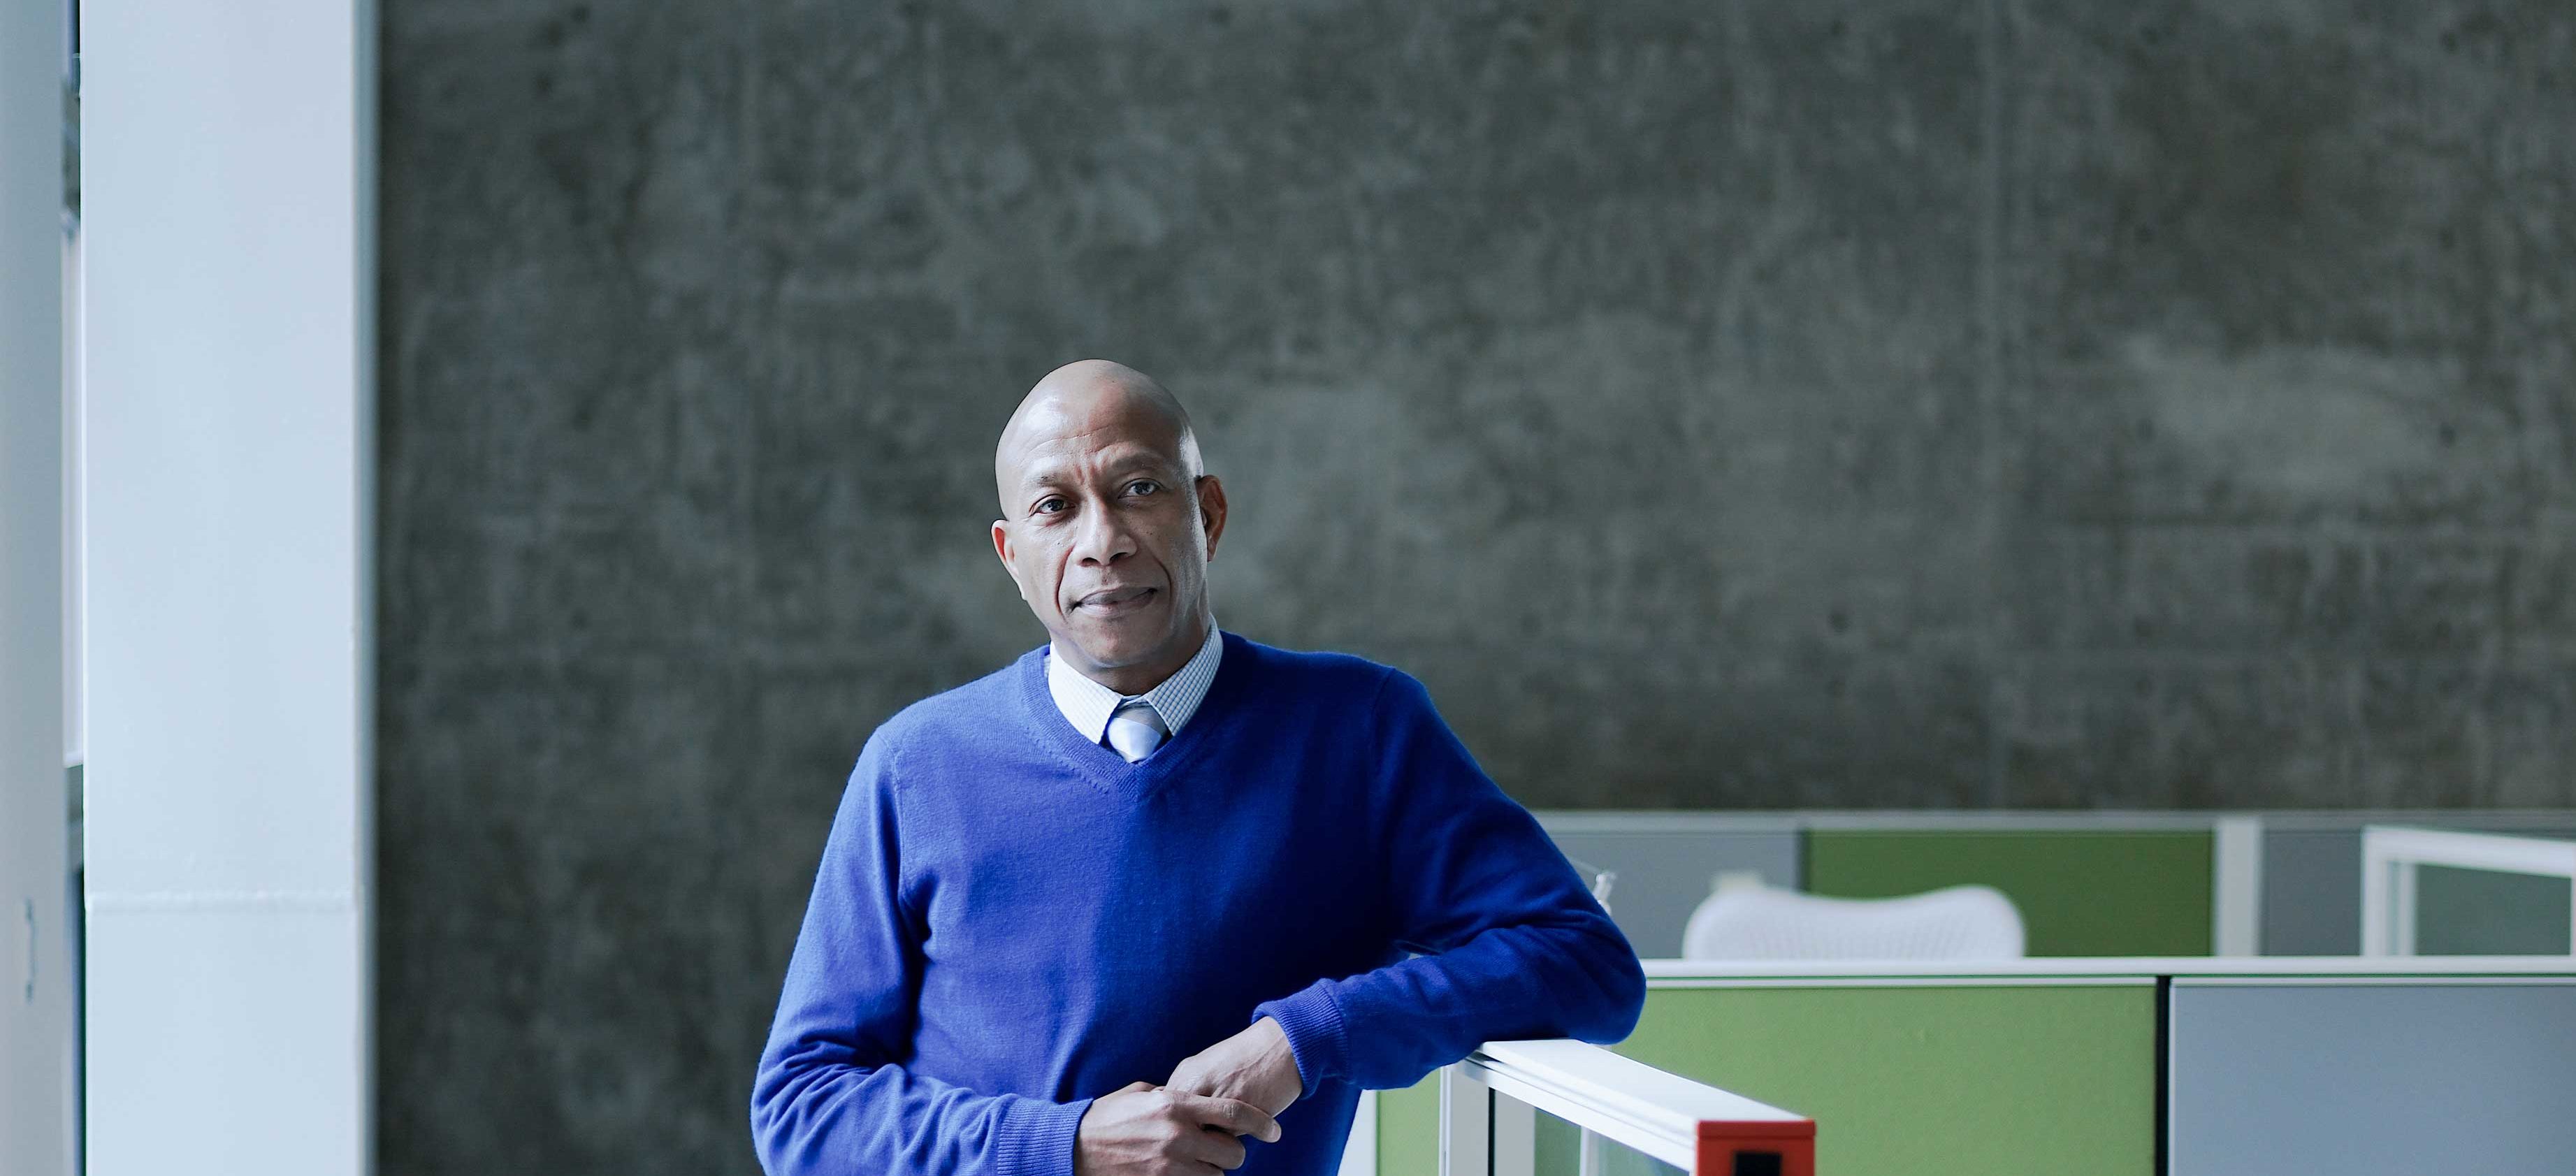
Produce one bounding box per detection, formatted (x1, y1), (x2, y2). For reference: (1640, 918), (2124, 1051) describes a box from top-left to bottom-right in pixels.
(1681, 882), (2027, 961)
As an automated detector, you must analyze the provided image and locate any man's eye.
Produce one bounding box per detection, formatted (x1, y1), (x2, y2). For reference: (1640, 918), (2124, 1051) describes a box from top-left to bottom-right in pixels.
(1034, 497), (1067, 515)
(1125, 480), (1161, 497)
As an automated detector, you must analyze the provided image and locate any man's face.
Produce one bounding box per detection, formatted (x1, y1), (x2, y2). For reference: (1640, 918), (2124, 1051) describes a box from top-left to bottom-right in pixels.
(992, 392), (1225, 676)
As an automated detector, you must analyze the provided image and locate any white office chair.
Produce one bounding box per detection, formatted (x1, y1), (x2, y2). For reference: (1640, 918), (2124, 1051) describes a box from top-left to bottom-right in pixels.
(1681, 878), (2027, 961)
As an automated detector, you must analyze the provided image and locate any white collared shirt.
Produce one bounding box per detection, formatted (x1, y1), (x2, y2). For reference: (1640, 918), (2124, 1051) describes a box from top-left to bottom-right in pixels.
(1044, 623), (1224, 748)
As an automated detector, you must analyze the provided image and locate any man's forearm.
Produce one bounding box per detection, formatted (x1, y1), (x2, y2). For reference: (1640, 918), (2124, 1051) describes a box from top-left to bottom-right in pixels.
(751, 1047), (1090, 1176)
(1252, 915), (1644, 1094)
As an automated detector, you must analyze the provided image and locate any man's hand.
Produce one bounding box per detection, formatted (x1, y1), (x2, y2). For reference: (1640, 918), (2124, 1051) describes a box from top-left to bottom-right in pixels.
(1076, 1082), (1280, 1176)
(1164, 1017), (1303, 1117)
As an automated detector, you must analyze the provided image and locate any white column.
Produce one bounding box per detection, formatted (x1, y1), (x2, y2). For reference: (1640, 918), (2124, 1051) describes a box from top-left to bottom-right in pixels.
(2212, 815), (2264, 957)
(82, 3), (374, 1174)
(3, 2), (73, 1173)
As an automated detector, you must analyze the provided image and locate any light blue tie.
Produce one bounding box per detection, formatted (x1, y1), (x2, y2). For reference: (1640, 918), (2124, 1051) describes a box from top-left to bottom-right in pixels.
(1105, 699), (1167, 762)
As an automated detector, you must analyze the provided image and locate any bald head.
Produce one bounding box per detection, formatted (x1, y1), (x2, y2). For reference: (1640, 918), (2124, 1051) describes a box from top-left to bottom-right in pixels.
(994, 359), (1202, 511)
(989, 359), (1229, 694)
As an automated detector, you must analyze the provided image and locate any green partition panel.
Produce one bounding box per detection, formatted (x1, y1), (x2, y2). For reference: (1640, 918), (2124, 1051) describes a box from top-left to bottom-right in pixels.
(1372, 983), (2155, 1176)
(1619, 984), (2157, 1176)
(1805, 830), (2214, 956)
(1377, 1076), (1440, 1176)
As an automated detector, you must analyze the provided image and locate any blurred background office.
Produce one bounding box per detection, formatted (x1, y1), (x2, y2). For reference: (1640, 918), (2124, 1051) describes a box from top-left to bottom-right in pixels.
(6, 2), (2573, 1175)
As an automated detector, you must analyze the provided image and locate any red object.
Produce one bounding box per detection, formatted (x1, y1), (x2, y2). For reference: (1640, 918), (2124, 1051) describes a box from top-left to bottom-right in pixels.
(1696, 1118), (1816, 1176)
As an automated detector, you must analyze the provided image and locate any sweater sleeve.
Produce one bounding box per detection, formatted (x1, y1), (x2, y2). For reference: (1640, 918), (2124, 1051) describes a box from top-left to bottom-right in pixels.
(750, 731), (1091, 1176)
(1253, 669), (1647, 1092)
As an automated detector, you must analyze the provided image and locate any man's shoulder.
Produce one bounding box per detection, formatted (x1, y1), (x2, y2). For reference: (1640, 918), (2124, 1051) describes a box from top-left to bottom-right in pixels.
(1226, 632), (1408, 702)
(869, 647), (1040, 753)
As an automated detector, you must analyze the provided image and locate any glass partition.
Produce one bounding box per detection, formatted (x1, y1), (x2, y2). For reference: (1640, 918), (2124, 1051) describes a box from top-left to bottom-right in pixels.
(2361, 827), (2576, 957)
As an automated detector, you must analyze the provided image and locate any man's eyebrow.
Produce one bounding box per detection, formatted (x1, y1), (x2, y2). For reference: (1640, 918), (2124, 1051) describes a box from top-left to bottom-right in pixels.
(1013, 459), (1079, 493)
(1017, 452), (1176, 492)
(1101, 449), (1180, 475)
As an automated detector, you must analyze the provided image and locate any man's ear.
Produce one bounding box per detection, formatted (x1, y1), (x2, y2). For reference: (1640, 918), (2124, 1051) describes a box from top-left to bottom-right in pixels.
(991, 520), (1025, 600)
(1194, 475), (1229, 560)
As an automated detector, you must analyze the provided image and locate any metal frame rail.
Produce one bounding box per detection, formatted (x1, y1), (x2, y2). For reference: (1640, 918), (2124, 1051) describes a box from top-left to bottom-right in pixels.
(1439, 1038), (1814, 1176)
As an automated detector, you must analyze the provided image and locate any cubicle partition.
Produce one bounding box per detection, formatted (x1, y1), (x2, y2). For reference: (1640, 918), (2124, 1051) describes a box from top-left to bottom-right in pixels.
(2166, 971), (2576, 1175)
(2359, 826), (2576, 957)
(1627, 972), (2155, 1176)
(1802, 826), (2213, 957)
(1349, 814), (2576, 1173)
(2264, 813), (2576, 955)
(1540, 810), (2576, 959)
(1367, 959), (2576, 1176)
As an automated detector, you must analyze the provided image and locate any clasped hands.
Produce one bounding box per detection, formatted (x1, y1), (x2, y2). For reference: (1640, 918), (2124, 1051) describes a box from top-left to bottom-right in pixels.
(1074, 1017), (1303, 1176)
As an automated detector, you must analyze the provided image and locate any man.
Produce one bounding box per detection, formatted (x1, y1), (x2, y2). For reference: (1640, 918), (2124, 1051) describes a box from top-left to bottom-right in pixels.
(751, 360), (1644, 1176)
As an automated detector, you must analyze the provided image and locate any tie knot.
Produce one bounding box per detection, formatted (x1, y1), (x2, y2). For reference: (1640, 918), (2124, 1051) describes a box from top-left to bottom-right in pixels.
(1105, 699), (1167, 762)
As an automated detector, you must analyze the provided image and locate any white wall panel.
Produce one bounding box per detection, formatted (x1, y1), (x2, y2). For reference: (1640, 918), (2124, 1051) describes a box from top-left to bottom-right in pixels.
(82, 0), (369, 900)
(85, 908), (365, 1175)
(82, 1), (372, 1172)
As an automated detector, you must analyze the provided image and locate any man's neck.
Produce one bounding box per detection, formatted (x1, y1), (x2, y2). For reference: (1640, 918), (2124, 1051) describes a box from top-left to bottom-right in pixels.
(1054, 617), (1213, 696)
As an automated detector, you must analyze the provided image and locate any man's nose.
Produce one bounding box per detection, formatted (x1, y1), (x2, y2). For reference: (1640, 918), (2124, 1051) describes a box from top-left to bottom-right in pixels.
(1073, 505), (1136, 567)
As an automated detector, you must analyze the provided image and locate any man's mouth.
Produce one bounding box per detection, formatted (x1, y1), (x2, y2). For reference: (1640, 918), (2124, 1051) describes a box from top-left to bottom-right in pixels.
(1072, 586), (1158, 614)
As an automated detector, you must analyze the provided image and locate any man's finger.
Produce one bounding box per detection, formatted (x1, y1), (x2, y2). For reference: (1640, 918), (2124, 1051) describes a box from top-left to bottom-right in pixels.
(1177, 1123), (1249, 1171)
(1173, 1092), (1281, 1143)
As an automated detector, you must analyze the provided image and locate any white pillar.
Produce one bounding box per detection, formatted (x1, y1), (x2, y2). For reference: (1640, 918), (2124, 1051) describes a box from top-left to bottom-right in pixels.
(82, 2), (374, 1173)
(3, 2), (73, 1173)
(2212, 815), (2264, 957)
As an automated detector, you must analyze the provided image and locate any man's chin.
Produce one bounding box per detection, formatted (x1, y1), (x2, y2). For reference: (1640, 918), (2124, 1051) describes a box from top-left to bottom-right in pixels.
(1055, 623), (1177, 673)
(1060, 639), (1153, 671)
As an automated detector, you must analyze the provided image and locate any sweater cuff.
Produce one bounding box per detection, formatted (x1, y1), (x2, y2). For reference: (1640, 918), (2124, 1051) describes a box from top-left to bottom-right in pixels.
(1254, 985), (1351, 1091)
(992, 1094), (1090, 1176)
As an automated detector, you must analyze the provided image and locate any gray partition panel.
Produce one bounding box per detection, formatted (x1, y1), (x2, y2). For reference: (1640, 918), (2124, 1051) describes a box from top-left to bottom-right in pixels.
(2261, 829), (2364, 955)
(2262, 820), (2576, 956)
(2169, 980), (2576, 1176)
(1540, 828), (1800, 958)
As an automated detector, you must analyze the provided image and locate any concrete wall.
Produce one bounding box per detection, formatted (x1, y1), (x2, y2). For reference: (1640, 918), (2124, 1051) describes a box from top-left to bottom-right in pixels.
(377, 1), (2576, 1173)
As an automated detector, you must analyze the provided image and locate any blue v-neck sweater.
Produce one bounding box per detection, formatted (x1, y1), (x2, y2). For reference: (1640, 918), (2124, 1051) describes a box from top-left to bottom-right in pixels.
(751, 634), (1644, 1176)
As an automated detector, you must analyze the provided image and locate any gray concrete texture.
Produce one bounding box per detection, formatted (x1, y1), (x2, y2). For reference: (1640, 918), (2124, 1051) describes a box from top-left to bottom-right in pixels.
(377, 1), (2576, 1172)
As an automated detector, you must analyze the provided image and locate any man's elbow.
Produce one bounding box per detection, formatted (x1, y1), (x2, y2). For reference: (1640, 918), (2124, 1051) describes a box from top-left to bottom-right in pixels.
(1565, 924), (1647, 1044)
(1606, 949), (1650, 1040)
(747, 1054), (816, 1175)
(748, 1077), (786, 1175)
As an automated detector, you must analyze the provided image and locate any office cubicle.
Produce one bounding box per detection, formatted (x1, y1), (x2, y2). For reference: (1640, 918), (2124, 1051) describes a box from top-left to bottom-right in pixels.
(1355, 813), (2576, 1174)
(1367, 959), (2576, 1176)
(1539, 809), (2576, 959)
